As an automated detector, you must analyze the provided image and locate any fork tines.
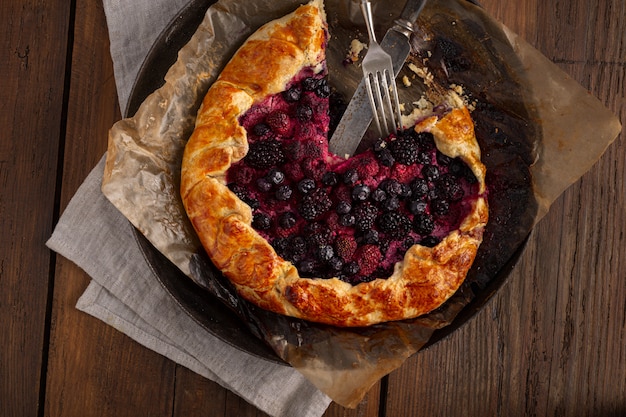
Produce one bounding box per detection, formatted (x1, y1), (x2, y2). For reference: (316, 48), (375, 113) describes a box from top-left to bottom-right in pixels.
(364, 67), (402, 138)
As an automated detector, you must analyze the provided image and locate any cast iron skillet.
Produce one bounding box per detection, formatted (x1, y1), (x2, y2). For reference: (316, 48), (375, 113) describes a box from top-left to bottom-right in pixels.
(128, 0), (534, 364)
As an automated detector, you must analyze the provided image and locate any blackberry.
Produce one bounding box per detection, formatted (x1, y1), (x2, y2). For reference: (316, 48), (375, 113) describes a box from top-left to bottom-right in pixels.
(275, 185), (293, 201)
(297, 178), (316, 194)
(413, 213), (435, 234)
(416, 131), (436, 150)
(377, 211), (411, 236)
(436, 151), (452, 166)
(252, 212), (271, 230)
(295, 104), (313, 122)
(282, 86), (302, 102)
(351, 184), (371, 201)
(286, 236), (307, 263)
(353, 202), (378, 231)
(417, 150), (432, 164)
(244, 139), (285, 169)
(304, 222), (333, 246)
(278, 212), (297, 229)
(371, 188), (387, 203)
(389, 136), (419, 165)
(228, 184), (259, 209)
(272, 237), (290, 257)
(410, 178), (429, 197)
(437, 173), (464, 201)
(431, 198), (450, 216)
(298, 189), (332, 220)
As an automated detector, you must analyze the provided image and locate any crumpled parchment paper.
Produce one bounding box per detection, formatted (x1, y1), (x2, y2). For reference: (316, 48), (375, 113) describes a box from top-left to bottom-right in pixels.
(102, 0), (621, 407)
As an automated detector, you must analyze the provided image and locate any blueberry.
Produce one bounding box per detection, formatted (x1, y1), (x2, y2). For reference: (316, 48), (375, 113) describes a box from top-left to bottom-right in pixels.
(335, 200), (352, 214)
(329, 257), (344, 271)
(302, 77), (321, 91)
(282, 86), (302, 102)
(322, 171), (338, 186)
(298, 259), (316, 274)
(275, 185), (293, 201)
(408, 199), (428, 215)
(315, 79), (331, 98)
(375, 148), (395, 167)
(316, 245), (335, 262)
(342, 168), (359, 185)
(256, 177), (273, 192)
(266, 168), (285, 185)
(382, 196), (400, 211)
(339, 213), (356, 227)
(359, 229), (380, 245)
(420, 236), (440, 247)
(351, 184), (371, 201)
(279, 212), (297, 229)
(252, 123), (271, 137)
(343, 261), (360, 276)
(297, 178), (316, 194)
(422, 164), (440, 181)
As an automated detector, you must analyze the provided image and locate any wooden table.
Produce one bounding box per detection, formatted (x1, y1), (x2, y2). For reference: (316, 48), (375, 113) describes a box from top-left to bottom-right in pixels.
(3, 0), (625, 415)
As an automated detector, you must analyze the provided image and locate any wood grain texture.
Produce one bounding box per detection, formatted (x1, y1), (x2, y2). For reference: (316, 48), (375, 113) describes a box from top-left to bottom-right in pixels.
(384, 0), (626, 416)
(0, 1), (71, 416)
(2, 0), (624, 416)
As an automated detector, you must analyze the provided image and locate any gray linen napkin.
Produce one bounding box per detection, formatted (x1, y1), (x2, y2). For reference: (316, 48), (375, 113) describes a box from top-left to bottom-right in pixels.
(46, 1), (332, 415)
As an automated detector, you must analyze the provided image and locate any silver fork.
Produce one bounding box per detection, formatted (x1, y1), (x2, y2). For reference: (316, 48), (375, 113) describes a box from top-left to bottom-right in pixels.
(360, 0), (403, 138)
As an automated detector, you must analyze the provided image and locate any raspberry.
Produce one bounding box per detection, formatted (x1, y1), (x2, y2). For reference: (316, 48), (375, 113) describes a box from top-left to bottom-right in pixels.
(355, 245), (382, 276)
(266, 111), (291, 135)
(334, 235), (357, 261)
(244, 139), (285, 169)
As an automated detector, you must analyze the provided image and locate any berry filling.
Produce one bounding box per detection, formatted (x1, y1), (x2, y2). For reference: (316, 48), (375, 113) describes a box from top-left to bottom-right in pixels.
(227, 68), (480, 284)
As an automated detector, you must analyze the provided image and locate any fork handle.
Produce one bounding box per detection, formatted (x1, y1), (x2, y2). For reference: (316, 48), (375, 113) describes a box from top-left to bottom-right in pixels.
(360, 0), (377, 43)
(395, 0), (427, 34)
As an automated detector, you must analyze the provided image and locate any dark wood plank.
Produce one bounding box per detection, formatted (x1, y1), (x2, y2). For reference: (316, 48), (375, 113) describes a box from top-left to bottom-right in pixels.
(0, 1), (71, 416)
(383, 0), (626, 415)
(44, 2), (178, 416)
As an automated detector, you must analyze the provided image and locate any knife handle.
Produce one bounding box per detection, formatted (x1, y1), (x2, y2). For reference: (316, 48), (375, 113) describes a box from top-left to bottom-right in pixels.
(395, 0), (427, 35)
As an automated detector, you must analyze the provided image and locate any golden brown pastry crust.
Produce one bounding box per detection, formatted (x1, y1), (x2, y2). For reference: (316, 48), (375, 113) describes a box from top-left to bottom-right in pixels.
(181, 0), (488, 327)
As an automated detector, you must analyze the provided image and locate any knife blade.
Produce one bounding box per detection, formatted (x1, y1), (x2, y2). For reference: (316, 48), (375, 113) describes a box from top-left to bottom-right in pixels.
(329, 0), (427, 157)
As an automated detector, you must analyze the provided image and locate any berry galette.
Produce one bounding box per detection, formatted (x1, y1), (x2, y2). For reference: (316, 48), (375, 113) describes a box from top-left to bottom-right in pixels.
(181, 0), (488, 327)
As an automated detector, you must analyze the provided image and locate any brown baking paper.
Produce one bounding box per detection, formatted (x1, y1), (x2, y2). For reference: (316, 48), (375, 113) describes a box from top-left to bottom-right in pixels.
(102, 0), (621, 408)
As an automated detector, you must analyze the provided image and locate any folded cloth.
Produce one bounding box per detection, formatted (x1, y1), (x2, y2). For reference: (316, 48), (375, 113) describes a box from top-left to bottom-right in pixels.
(46, 0), (332, 415)
(47, 157), (331, 416)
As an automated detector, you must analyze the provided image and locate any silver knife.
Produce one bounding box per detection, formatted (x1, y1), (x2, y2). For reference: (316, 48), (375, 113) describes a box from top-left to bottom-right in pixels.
(329, 0), (427, 157)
